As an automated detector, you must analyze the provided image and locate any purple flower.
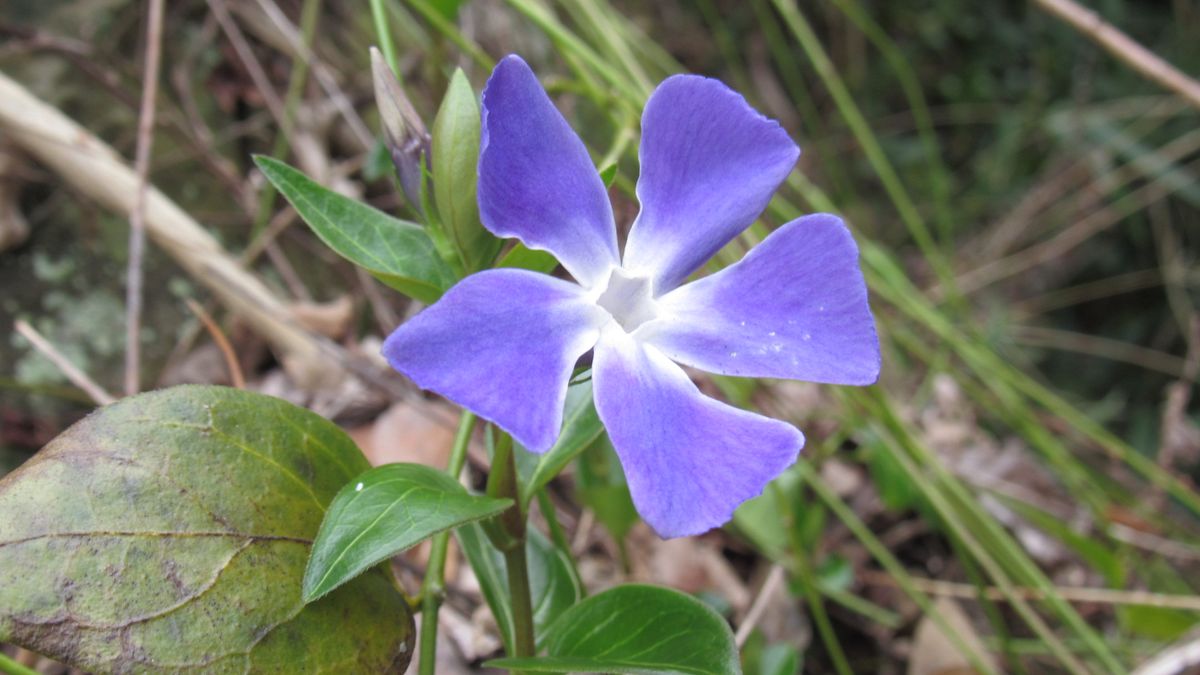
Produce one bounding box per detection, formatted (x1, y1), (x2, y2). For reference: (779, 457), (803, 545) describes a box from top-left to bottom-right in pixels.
(383, 55), (880, 538)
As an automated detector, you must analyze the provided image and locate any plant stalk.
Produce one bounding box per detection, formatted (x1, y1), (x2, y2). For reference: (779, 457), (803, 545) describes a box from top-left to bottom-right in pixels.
(417, 411), (476, 675)
(503, 539), (537, 661)
(369, 0), (399, 74)
(486, 430), (537, 663)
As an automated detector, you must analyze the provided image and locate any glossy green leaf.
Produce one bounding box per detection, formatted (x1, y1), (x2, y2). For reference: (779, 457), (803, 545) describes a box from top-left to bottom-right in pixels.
(515, 381), (604, 506)
(488, 584), (740, 675)
(456, 523), (583, 652)
(0, 385), (414, 673)
(497, 241), (560, 274)
(432, 68), (499, 271)
(304, 463), (510, 602)
(254, 155), (455, 303)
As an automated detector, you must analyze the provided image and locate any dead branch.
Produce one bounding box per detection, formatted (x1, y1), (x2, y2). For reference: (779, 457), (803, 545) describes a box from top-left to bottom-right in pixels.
(0, 69), (338, 389)
(125, 0), (166, 396)
(1035, 0), (1200, 111)
(14, 320), (116, 406)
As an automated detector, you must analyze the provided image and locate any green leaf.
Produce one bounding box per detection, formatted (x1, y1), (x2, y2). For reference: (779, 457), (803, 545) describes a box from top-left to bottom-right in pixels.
(1000, 497), (1125, 586)
(756, 644), (800, 675)
(516, 381), (604, 506)
(254, 155), (455, 303)
(497, 241), (560, 274)
(432, 68), (499, 271)
(430, 0), (468, 19)
(576, 435), (639, 541)
(456, 523), (583, 653)
(487, 584), (740, 675)
(815, 553), (853, 592)
(741, 631), (801, 675)
(711, 374), (759, 407)
(0, 385), (414, 673)
(864, 433), (921, 513)
(733, 466), (801, 560)
(1117, 556), (1198, 640)
(364, 136), (394, 182)
(598, 163), (618, 187)
(1119, 604), (1197, 641)
(304, 463), (511, 602)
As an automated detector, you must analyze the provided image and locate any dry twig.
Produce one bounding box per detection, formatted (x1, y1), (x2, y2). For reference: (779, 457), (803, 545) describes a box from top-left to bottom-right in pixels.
(184, 299), (246, 389)
(1035, 0), (1200, 110)
(206, 0), (288, 126)
(735, 563), (787, 647)
(862, 570), (1200, 611)
(125, 0), (166, 396)
(15, 320), (116, 406)
(0, 70), (335, 388)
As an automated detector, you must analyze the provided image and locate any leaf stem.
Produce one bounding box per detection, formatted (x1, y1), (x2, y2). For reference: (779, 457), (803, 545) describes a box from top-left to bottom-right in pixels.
(0, 652), (39, 675)
(417, 411), (476, 675)
(446, 411), (476, 478)
(486, 430), (536, 664)
(369, 0), (399, 74)
(503, 540), (537, 660)
(772, 482), (854, 675)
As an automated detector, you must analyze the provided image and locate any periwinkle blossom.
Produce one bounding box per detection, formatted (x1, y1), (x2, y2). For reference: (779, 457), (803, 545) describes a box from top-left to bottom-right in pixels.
(384, 55), (880, 538)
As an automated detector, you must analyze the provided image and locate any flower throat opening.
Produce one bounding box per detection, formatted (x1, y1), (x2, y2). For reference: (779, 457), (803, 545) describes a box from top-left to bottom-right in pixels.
(595, 268), (658, 333)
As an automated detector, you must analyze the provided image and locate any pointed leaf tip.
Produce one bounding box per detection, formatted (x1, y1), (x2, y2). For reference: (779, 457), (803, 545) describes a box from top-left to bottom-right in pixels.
(303, 462), (512, 602)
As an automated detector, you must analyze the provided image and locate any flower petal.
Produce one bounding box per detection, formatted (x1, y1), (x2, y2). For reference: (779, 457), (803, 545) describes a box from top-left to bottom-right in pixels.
(478, 55), (619, 289)
(642, 214), (880, 385)
(592, 327), (803, 538)
(622, 75), (800, 293)
(383, 269), (608, 452)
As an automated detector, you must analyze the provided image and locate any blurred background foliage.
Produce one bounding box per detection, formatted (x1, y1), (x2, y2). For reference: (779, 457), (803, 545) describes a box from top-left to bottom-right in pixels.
(1, 0), (1198, 673)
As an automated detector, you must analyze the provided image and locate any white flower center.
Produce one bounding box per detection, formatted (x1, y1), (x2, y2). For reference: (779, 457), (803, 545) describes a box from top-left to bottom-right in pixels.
(595, 267), (658, 333)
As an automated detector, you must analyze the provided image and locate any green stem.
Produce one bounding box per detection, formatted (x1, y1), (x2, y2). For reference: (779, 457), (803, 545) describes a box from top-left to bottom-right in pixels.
(535, 488), (586, 600)
(503, 541), (536, 660)
(798, 465), (1000, 675)
(446, 411), (476, 478)
(486, 430), (536, 664)
(826, 0), (955, 247)
(536, 488), (570, 554)
(772, 483), (854, 675)
(405, 0), (495, 70)
(417, 411), (476, 675)
(369, 0), (399, 74)
(770, 0), (959, 298)
(0, 652), (38, 675)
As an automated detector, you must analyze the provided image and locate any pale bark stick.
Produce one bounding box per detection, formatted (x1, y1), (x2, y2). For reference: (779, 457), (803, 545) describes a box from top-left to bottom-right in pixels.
(1035, 0), (1200, 110)
(125, 0), (166, 396)
(0, 70), (336, 389)
(15, 320), (116, 406)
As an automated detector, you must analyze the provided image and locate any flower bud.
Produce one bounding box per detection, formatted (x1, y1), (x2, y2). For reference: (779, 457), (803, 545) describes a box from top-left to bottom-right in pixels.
(370, 47), (431, 211)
